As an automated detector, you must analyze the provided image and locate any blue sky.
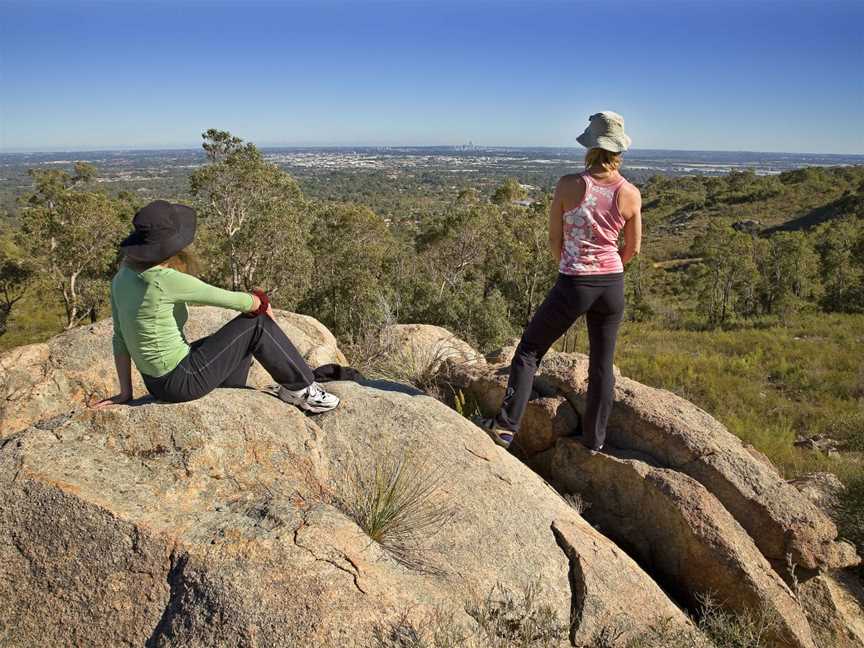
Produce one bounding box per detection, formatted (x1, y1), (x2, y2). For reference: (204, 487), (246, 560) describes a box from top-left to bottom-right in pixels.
(1, 0), (862, 153)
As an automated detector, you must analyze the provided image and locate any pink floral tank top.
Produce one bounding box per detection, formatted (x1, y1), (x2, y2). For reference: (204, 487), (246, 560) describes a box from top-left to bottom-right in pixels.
(559, 171), (629, 275)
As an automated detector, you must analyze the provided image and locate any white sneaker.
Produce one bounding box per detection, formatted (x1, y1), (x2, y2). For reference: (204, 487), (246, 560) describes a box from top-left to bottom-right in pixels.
(278, 382), (340, 413)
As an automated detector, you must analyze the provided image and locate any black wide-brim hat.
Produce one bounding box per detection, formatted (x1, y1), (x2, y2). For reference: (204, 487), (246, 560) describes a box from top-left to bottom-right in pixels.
(120, 200), (197, 263)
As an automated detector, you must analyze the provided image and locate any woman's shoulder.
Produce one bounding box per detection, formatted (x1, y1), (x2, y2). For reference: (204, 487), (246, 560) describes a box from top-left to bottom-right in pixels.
(618, 178), (641, 199)
(616, 179), (642, 217)
(557, 173), (587, 199)
(145, 266), (195, 288)
(558, 172), (586, 186)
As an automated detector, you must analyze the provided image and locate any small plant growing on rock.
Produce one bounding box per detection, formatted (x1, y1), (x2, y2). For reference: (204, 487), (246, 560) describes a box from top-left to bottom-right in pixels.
(590, 596), (780, 648)
(335, 448), (455, 573)
(466, 580), (568, 647)
(371, 581), (567, 648)
(694, 594), (779, 648)
(563, 493), (589, 516)
(452, 388), (481, 420)
(608, 616), (708, 648)
(372, 608), (468, 648)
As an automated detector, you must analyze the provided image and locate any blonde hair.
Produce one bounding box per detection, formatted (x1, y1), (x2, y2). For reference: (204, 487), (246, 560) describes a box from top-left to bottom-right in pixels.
(125, 245), (200, 276)
(585, 148), (622, 173)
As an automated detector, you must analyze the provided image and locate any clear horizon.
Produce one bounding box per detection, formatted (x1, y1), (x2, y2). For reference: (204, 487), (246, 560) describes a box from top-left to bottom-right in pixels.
(2, 0), (863, 155)
(3, 143), (864, 157)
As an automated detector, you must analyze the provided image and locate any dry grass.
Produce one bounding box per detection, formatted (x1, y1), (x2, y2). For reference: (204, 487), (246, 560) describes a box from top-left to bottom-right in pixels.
(346, 328), (480, 398)
(694, 594), (779, 648)
(372, 608), (469, 648)
(373, 589), (783, 648)
(466, 581), (568, 647)
(623, 594), (779, 648)
(563, 493), (589, 516)
(371, 581), (568, 648)
(333, 447), (456, 573)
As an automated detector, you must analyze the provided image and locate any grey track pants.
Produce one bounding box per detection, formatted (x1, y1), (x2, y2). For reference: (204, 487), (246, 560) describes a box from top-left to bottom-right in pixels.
(496, 272), (625, 450)
(143, 314), (314, 403)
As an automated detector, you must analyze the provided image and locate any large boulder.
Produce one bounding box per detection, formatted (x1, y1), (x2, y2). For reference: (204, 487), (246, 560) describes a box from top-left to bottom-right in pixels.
(799, 571), (864, 648)
(440, 354), (581, 457)
(533, 439), (817, 648)
(790, 472), (846, 518)
(317, 382), (693, 646)
(791, 472), (864, 647)
(379, 323), (485, 372)
(0, 306), (346, 438)
(445, 352), (860, 574)
(0, 319), (694, 646)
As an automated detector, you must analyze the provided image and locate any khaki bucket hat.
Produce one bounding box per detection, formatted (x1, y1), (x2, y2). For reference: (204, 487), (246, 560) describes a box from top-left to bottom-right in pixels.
(577, 111), (632, 153)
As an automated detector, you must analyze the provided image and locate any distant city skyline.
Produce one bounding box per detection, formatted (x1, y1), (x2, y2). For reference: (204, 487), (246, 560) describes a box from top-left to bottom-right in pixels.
(1, 0), (862, 155)
(3, 144), (864, 157)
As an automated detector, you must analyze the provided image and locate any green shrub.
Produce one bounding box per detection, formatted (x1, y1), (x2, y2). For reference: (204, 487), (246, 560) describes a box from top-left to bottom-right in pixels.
(452, 388), (482, 420)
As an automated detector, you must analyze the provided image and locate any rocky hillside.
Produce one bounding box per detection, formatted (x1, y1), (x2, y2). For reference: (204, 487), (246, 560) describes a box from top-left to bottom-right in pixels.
(1, 308), (863, 647)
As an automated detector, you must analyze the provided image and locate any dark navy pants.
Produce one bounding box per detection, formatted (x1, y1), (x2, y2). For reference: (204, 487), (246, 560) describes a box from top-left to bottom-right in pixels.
(143, 314), (314, 403)
(496, 272), (625, 450)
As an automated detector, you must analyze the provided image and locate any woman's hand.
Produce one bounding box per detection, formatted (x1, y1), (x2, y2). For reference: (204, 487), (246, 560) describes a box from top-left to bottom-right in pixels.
(90, 392), (133, 409)
(244, 289), (272, 318)
(93, 353), (135, 409)
(247, 294), (262, 314)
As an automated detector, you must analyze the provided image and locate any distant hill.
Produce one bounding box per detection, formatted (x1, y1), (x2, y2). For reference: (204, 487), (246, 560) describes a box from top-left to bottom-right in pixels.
(640, 165), (864, 260)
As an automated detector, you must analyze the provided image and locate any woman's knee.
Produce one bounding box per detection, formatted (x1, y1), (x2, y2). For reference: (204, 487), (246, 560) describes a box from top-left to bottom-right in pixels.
(513, 339), (544, 367)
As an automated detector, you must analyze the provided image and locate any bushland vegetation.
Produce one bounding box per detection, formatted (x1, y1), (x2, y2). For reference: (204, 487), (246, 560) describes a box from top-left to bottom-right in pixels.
(1, 130), (862, 554)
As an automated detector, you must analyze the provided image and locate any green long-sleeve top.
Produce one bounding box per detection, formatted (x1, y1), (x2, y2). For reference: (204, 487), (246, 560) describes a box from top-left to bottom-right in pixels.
(110, 265), (254, 378)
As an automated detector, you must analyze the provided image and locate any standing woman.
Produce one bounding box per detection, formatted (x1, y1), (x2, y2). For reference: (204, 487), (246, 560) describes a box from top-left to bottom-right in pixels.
(476, 111), (641, 450)
(92, 200), (340, 412)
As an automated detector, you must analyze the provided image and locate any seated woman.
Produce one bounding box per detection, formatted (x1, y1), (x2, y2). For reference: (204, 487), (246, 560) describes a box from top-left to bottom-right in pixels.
(93, 200), (339, 413)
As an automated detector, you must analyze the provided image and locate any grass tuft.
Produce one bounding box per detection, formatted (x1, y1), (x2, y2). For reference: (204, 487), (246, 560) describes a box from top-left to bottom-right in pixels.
(334, 448), (455, 573)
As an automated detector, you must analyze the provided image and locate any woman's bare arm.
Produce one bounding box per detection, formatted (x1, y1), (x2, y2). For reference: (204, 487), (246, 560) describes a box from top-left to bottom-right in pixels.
(618, 185), (642, 264)
(91, 353), (134, 408)
(548, 179), (565, 263)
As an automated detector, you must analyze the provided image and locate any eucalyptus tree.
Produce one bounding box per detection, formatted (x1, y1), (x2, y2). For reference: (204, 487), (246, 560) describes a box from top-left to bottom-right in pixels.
(689, 223), (760, 326)
(19, 165), (125, 329)
(189, 129), (312, 308)
(756, 232), (820, 319)
(815, 220), (864, 313)
(491, 177), (528, 205)
(0, 255), (31, 336)
(300, 201), (396, 341)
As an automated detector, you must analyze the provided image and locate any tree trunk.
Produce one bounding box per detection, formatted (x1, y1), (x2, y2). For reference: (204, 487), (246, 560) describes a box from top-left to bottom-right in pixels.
(0, 304), (10, 337)
(64, 271), (80, 330)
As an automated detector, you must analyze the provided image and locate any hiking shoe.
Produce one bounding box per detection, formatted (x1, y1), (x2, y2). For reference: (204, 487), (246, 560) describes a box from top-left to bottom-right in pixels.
(472, 416), (514, 449)
(279, 382), (340, 413)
